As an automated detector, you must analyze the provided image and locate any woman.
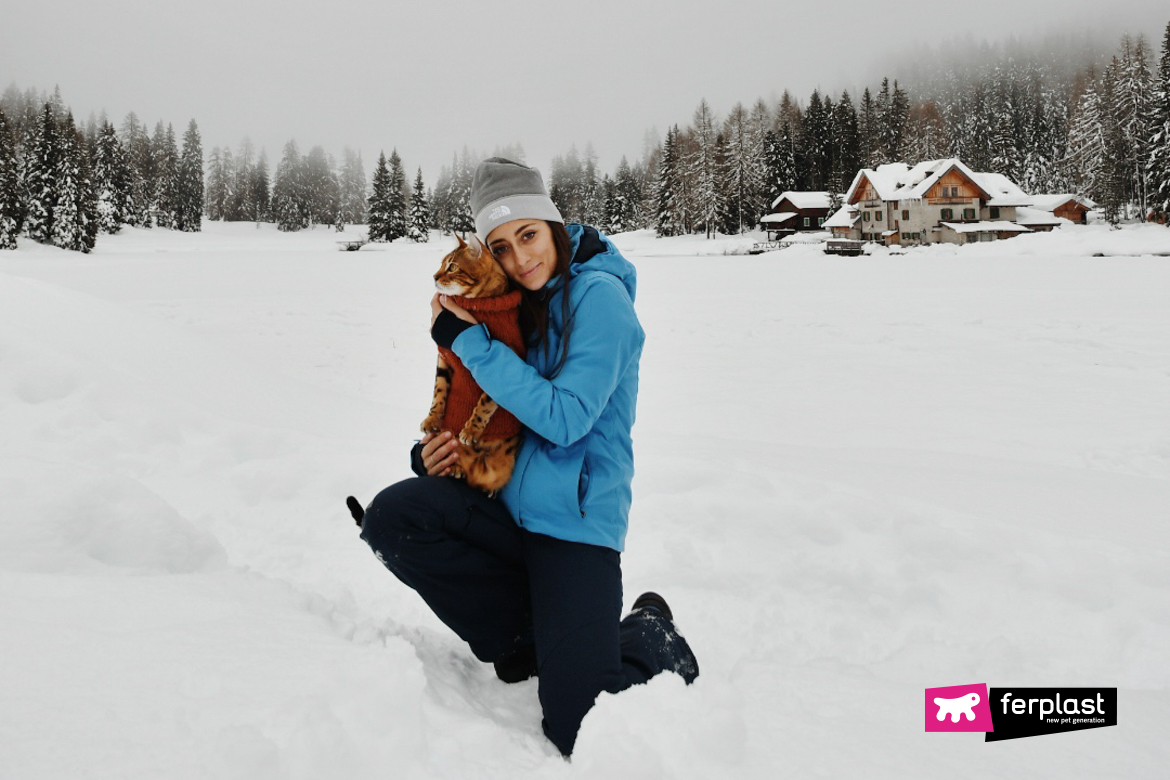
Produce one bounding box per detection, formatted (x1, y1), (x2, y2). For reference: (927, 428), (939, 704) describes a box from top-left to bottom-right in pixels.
(359, 157), (698, 757)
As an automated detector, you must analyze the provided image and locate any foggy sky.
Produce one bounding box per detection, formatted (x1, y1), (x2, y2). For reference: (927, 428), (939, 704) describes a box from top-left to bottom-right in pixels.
(2, 0), (1167, 180)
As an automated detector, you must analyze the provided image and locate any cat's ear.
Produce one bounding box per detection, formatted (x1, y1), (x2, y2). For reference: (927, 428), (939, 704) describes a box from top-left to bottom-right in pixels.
(466, 234), (484, 258)
(455, 232), (467, 249)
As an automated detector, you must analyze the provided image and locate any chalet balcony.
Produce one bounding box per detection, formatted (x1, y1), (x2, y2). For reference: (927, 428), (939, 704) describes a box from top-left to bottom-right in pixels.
(927, 197), (974, 205)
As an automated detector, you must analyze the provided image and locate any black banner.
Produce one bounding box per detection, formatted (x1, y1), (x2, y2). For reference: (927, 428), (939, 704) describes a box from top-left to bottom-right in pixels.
(985, 688), (1117, 742)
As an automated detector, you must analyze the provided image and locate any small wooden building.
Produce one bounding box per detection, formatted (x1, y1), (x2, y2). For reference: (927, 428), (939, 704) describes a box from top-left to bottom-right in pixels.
(759, 191), (832, 239)
(1029, 195), (1096, 225)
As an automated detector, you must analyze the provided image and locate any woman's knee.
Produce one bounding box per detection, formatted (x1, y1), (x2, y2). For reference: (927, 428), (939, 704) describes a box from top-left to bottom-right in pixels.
(360, 477), (449, 547)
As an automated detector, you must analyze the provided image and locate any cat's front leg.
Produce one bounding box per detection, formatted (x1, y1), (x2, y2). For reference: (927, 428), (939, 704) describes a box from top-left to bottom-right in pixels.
(421, 354), (452, 433)
(458, 392), (499, 446)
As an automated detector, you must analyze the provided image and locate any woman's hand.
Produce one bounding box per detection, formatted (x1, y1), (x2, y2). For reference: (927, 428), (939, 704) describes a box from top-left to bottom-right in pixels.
(430, 293), (476, 326)
(419, 430), (460, 476)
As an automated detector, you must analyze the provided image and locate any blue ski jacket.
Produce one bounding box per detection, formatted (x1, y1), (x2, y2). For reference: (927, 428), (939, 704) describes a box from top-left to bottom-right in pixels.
(449, 223), (643, 551)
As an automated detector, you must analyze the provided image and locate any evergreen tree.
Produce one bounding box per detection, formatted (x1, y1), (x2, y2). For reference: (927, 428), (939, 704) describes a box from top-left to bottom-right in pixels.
(687, 99), (721, 238)
(92, 120), (128, 233)
(656, 125), (683, 237)
(153, 122), (180, 228)
(723, 102), (766, 233)
(0, 109), (23, 248)
(1148, 20), (1170, 224)
(611, 156), (640, 233)
(251, 151), (271, 223)
(24, 103), (58, 244)
(340, 148), (367, 224)
(51, 112), (96, 252)
(205, 147), (227, 221)
(121, 113), (153, 227)
(176, 119), (203, 232)
(448, 148), (475, 235)
(830, 90), (862, 197)
(800, 90), (832, 189)
(409, 166), (430, 242)
(386, 148), (408, 240)
(272, 139), (309, 232)
(430, 162), (453, 234)
(1066, 68), (1106, 198)
(367, 151), (392, 241)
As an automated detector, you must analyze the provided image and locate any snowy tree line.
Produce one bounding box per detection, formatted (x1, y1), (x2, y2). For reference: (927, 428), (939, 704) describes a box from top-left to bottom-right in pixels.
(0, 86), (203, 252)
(539, 21), (1170, 236)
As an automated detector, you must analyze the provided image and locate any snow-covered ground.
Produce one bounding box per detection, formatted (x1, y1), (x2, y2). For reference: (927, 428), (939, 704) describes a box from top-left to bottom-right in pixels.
(2, 221), (1168, 778)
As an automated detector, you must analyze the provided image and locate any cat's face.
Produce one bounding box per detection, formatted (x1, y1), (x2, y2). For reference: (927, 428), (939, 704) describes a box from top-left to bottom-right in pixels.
(487, 219), (557, 291)
(433, 234), (511, 298)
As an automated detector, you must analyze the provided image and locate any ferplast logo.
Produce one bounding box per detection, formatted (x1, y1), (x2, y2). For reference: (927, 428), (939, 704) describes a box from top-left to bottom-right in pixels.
(926, 684), (1117, 741)
(925, 684), (994, 733)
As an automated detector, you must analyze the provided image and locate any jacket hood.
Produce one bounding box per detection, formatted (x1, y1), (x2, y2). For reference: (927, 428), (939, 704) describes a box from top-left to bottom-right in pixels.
(559, 223), (637, 302)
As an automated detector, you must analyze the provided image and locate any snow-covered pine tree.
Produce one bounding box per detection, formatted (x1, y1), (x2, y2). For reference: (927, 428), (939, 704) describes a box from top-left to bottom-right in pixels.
(429, 162), (453, 234)
(92, 120), (127, 233)
(723, 102), (765, 234)
(153, 123), (180, 229)
(581, 146), (603, 227)
(1147, 20), (1170, 224)
(124, 113), (154, 227)
(655, 125), (683, 237)
(303, 146), (339, 227)
(272, 139), (309, 232)
(0, 109), (23, 249)
(340, 148), (367, 225)
(687, 99), (721, 238)
(366, 151), (391, 242)
(800, 90), (832, 190)
(205, 148), (226, 221)
(448, 148), (475, 236)
(612, 156), (640, 234)
(408, 167), (430, 242)
(1098, 59), (1130, 225)
(858, 87), (878, 167)
(23, 103), (59, 244)
(386, 149), (408, 240)
(1114, 34), (1156, 218)
(1066, 67), (1106, 198)
(176, 119), (203, 232)
(830, 91), (861, 198)
(251, 151), (270, 223)
(51, 112), (96, 252)
(230, 138), (256, 221)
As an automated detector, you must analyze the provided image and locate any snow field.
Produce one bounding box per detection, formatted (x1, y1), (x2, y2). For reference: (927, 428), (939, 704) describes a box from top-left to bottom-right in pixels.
(1, 222), (1169, 778)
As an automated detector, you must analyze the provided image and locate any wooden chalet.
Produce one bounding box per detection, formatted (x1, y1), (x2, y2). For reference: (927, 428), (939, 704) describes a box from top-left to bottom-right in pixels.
(759, 191), (832, 239)
(840, 159), (1036, 246)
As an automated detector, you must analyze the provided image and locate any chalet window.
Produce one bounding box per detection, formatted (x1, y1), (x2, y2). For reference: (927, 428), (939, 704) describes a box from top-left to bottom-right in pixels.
(941, 208), (953, 220)
(950, 187), (960, 197)
(963, 208), (976, 220)
(875, 211), (883, 222)
(863, 212), (871, 222)
(902, 210), (909, 220)
(817, 217), (824, 226)
(989, 206), (1000, 219)
(803, 217), (811, 227)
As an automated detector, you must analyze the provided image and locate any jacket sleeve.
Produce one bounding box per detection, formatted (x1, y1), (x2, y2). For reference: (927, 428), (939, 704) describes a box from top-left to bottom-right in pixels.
(450, 277), (643, 448)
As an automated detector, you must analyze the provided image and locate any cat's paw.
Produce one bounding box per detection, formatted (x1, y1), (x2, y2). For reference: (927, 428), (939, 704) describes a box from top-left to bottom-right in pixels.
(458, 432), (479, 447)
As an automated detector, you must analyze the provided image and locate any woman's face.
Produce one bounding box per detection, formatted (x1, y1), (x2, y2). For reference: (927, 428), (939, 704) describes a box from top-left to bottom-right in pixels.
(486, 219), (557, 291)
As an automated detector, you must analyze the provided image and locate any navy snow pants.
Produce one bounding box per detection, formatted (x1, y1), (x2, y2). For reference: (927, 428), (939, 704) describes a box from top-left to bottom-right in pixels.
(359, 476), (698, 755)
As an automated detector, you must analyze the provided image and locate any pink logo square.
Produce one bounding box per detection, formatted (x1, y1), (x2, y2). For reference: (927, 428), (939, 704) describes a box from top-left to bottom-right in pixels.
(925, 683), (994, 732)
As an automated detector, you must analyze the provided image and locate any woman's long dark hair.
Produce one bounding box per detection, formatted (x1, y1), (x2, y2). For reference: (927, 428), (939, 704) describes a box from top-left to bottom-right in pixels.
(518, 221), (574, 379)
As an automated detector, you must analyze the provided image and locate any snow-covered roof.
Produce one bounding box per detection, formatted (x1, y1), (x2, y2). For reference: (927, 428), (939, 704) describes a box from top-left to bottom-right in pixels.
(846, 158), (1016, 204)
(939, 221), (1032, 234)
(760, 212), (798, 224)
(822, 206), (858, 228)
(974, 172), (1031, 206)
(770, 191), (832, 210)
(1015, 207), (1068, 227)
(1029, 194), (1097, 212)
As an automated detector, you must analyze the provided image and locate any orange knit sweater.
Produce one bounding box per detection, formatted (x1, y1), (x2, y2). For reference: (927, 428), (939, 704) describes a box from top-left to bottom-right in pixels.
(437, 290), (526, 440)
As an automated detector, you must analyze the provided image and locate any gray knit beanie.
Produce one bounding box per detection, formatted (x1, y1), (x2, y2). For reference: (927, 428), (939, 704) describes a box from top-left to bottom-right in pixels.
(470, 157), (564, 241)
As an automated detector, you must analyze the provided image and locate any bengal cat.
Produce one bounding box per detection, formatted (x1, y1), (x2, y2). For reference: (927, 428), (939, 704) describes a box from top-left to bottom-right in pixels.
(421, 234), (525, 494)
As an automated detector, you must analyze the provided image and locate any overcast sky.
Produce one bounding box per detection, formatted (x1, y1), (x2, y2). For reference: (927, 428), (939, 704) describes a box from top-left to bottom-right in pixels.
(3, 0), (1167, 180)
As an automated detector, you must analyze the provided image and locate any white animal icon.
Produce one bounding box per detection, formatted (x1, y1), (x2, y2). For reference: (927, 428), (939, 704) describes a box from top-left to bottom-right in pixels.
(934, 692), (980, 723)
